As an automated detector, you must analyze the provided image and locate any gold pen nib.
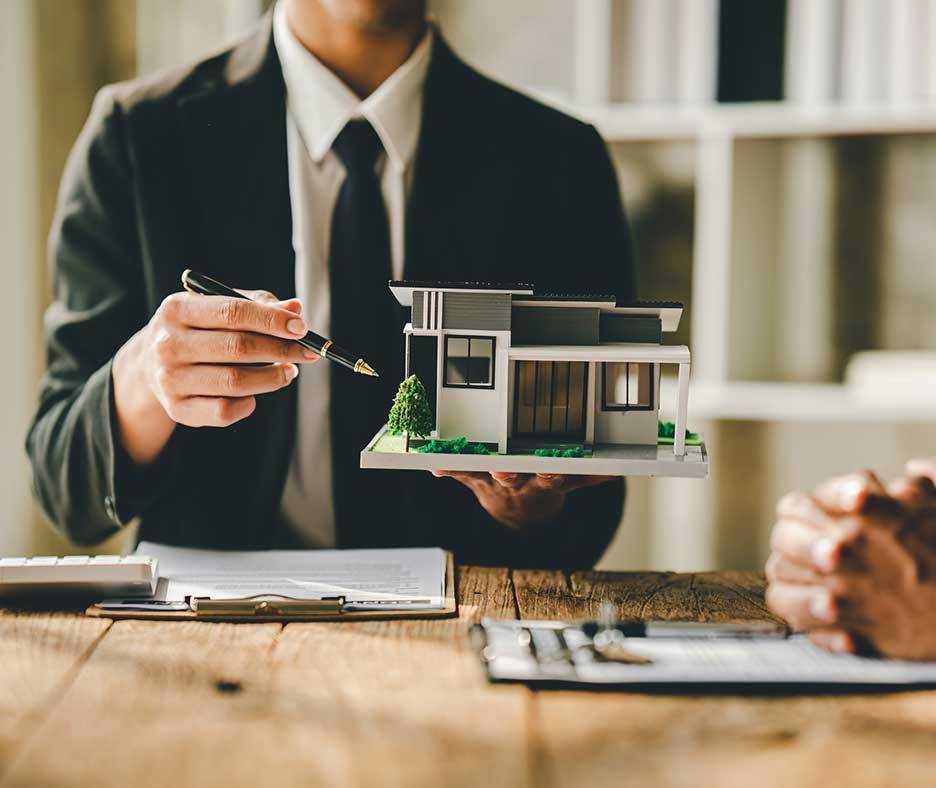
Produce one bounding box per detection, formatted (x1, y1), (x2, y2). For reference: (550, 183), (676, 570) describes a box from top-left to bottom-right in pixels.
(354, 360), (379, 377)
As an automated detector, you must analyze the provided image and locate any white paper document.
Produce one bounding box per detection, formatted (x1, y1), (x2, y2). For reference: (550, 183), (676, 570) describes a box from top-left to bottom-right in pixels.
(479, 619), (936, 686)
(137, 542), (447, 610)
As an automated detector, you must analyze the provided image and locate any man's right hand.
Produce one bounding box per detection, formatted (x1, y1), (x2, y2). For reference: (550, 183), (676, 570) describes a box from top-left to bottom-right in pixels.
(112, 289), (318, 465)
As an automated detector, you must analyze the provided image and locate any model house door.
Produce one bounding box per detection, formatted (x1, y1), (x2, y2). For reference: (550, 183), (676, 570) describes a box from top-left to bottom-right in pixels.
(513, 361), (588, 441)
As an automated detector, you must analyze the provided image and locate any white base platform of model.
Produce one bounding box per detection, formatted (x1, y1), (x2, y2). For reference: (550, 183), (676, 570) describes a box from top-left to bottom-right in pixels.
(360, 426), (709, 478)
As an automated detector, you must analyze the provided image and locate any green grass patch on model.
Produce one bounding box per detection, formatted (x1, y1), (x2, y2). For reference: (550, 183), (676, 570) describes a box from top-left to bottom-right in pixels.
(533, 447), (585, 458)
(417, 436), (491, 455)
(657, 420), (702, 446)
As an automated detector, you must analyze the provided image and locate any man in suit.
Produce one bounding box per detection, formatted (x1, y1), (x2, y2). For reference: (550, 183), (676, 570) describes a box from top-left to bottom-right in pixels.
(26, 0), (636, 567)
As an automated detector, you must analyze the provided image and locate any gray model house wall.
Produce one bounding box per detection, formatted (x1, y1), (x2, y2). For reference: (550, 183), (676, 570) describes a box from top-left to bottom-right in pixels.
(511, 307), (600, 345)
(599, 315), (662, 344)
(441, 293), (512, 330)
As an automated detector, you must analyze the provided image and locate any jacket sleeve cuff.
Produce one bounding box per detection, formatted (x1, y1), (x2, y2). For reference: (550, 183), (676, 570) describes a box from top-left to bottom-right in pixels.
(102, 358), (182, 526)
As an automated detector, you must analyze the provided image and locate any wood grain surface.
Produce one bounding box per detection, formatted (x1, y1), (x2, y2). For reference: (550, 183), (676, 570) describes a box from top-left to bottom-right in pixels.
(0, 612), (110, 775)
(0, 568), (933, 788)
(512, 570), (936, 788)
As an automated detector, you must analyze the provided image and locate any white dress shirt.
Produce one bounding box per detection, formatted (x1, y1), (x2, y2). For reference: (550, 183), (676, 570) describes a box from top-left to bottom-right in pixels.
(274, 3), (433, 547)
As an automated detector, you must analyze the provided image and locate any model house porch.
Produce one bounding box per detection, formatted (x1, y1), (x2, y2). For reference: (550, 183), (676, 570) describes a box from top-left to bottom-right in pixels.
(361, 281), (707, 478)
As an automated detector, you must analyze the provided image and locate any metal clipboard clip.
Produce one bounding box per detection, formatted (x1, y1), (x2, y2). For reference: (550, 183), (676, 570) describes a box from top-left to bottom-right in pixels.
(189, 594), (347, 617)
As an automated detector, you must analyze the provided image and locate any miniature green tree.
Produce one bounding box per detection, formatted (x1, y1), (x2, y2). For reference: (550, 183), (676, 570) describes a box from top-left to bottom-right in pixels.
(387, 375), (434, 452)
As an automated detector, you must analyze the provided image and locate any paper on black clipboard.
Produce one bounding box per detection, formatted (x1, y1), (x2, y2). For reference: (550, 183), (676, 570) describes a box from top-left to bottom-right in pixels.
(136, 541), (446, 610)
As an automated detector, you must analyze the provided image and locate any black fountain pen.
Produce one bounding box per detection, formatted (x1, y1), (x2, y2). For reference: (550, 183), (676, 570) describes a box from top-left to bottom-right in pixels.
(181, 269), (378, 377)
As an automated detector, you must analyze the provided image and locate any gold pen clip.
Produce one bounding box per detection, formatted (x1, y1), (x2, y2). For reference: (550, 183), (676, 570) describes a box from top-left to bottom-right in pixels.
(190, 594), (346, 617)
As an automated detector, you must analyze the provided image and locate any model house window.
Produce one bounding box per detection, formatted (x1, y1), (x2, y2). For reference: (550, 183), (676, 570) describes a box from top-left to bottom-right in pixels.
(602, 362), (654, 411)
(444, 336), (495, 388)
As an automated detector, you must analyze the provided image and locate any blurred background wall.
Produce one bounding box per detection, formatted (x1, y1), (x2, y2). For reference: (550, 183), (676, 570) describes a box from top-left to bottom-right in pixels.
(3, 0), (935, 569)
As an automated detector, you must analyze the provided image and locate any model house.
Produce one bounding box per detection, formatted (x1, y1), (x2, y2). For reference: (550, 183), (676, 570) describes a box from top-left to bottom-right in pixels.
(362, 281), (707, 478)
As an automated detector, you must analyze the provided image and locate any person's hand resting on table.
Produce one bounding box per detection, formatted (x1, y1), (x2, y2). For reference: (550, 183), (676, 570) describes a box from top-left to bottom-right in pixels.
(430, 470), (615, 530)
(765, 459), (936, 660)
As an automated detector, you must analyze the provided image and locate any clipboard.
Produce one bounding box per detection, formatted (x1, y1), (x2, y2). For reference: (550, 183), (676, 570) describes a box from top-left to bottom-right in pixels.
(85, 551), (457, 623)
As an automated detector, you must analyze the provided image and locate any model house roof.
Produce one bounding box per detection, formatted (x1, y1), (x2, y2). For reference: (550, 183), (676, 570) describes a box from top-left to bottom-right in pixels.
(388, 280), (535, 306)
(618, 299), (684, 309)
(611, 302), (684, 332)
(387, 280), (684, 330)
(514, 293), (618, 305)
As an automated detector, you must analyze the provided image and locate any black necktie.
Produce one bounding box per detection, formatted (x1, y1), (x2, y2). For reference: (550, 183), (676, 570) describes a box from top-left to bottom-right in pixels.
(328, 120), (401, 546)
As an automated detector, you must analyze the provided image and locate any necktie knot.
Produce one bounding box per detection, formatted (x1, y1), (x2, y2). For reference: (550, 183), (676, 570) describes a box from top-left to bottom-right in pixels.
(332, 119), (384, 172)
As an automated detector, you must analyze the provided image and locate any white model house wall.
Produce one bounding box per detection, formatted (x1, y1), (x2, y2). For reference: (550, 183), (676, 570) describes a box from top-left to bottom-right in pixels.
(431, 291), (512, 450)
(437, 334), (509, 447)
(593, 364), (661, 446)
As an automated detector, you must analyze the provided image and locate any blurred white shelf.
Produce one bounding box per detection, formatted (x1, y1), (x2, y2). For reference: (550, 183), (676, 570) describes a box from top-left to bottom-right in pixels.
(534, 96), (936, 142)
(660, 379), (936, 424)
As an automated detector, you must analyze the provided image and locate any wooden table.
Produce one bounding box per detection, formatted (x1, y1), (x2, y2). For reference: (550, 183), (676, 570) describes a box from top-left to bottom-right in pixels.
(1, 568), (934, 788)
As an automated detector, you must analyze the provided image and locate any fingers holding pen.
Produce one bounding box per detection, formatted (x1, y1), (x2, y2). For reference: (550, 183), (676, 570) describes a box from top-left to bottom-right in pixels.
(238, 289), (304, 316)
(159, 292), (308, 339)
(154, 292), (316, 365)
(151, 360), (299, 428)
(170, 395), (259, 429)
(161, 362), (299, 399)
(142, 290), (317, 430)
(158, 329), (318, 365)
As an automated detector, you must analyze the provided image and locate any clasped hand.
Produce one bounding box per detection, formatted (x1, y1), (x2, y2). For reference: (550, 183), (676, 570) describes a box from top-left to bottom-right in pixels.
(766, 459), (936, 660)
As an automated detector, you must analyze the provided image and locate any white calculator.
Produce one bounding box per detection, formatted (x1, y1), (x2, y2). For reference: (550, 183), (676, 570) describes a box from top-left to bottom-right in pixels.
(0, 555), (158, 597)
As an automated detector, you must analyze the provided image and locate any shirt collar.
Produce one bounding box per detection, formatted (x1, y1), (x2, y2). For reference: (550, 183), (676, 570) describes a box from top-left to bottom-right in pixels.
(273, 2), (432, 170)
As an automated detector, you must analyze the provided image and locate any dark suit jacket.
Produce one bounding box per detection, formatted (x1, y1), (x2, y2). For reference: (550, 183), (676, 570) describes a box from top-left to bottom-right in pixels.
(26, 13), (637, 568)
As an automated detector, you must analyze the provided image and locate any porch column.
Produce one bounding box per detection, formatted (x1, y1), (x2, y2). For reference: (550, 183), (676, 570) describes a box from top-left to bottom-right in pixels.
(585, 362), (596, 444)
(674, 362), (691, 456)
(433, 292), (444, 438)
(404, 331), (411, 377)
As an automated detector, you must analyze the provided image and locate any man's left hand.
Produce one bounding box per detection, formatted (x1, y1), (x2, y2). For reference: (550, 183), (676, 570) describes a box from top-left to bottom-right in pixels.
(430, 471), (614, 530)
